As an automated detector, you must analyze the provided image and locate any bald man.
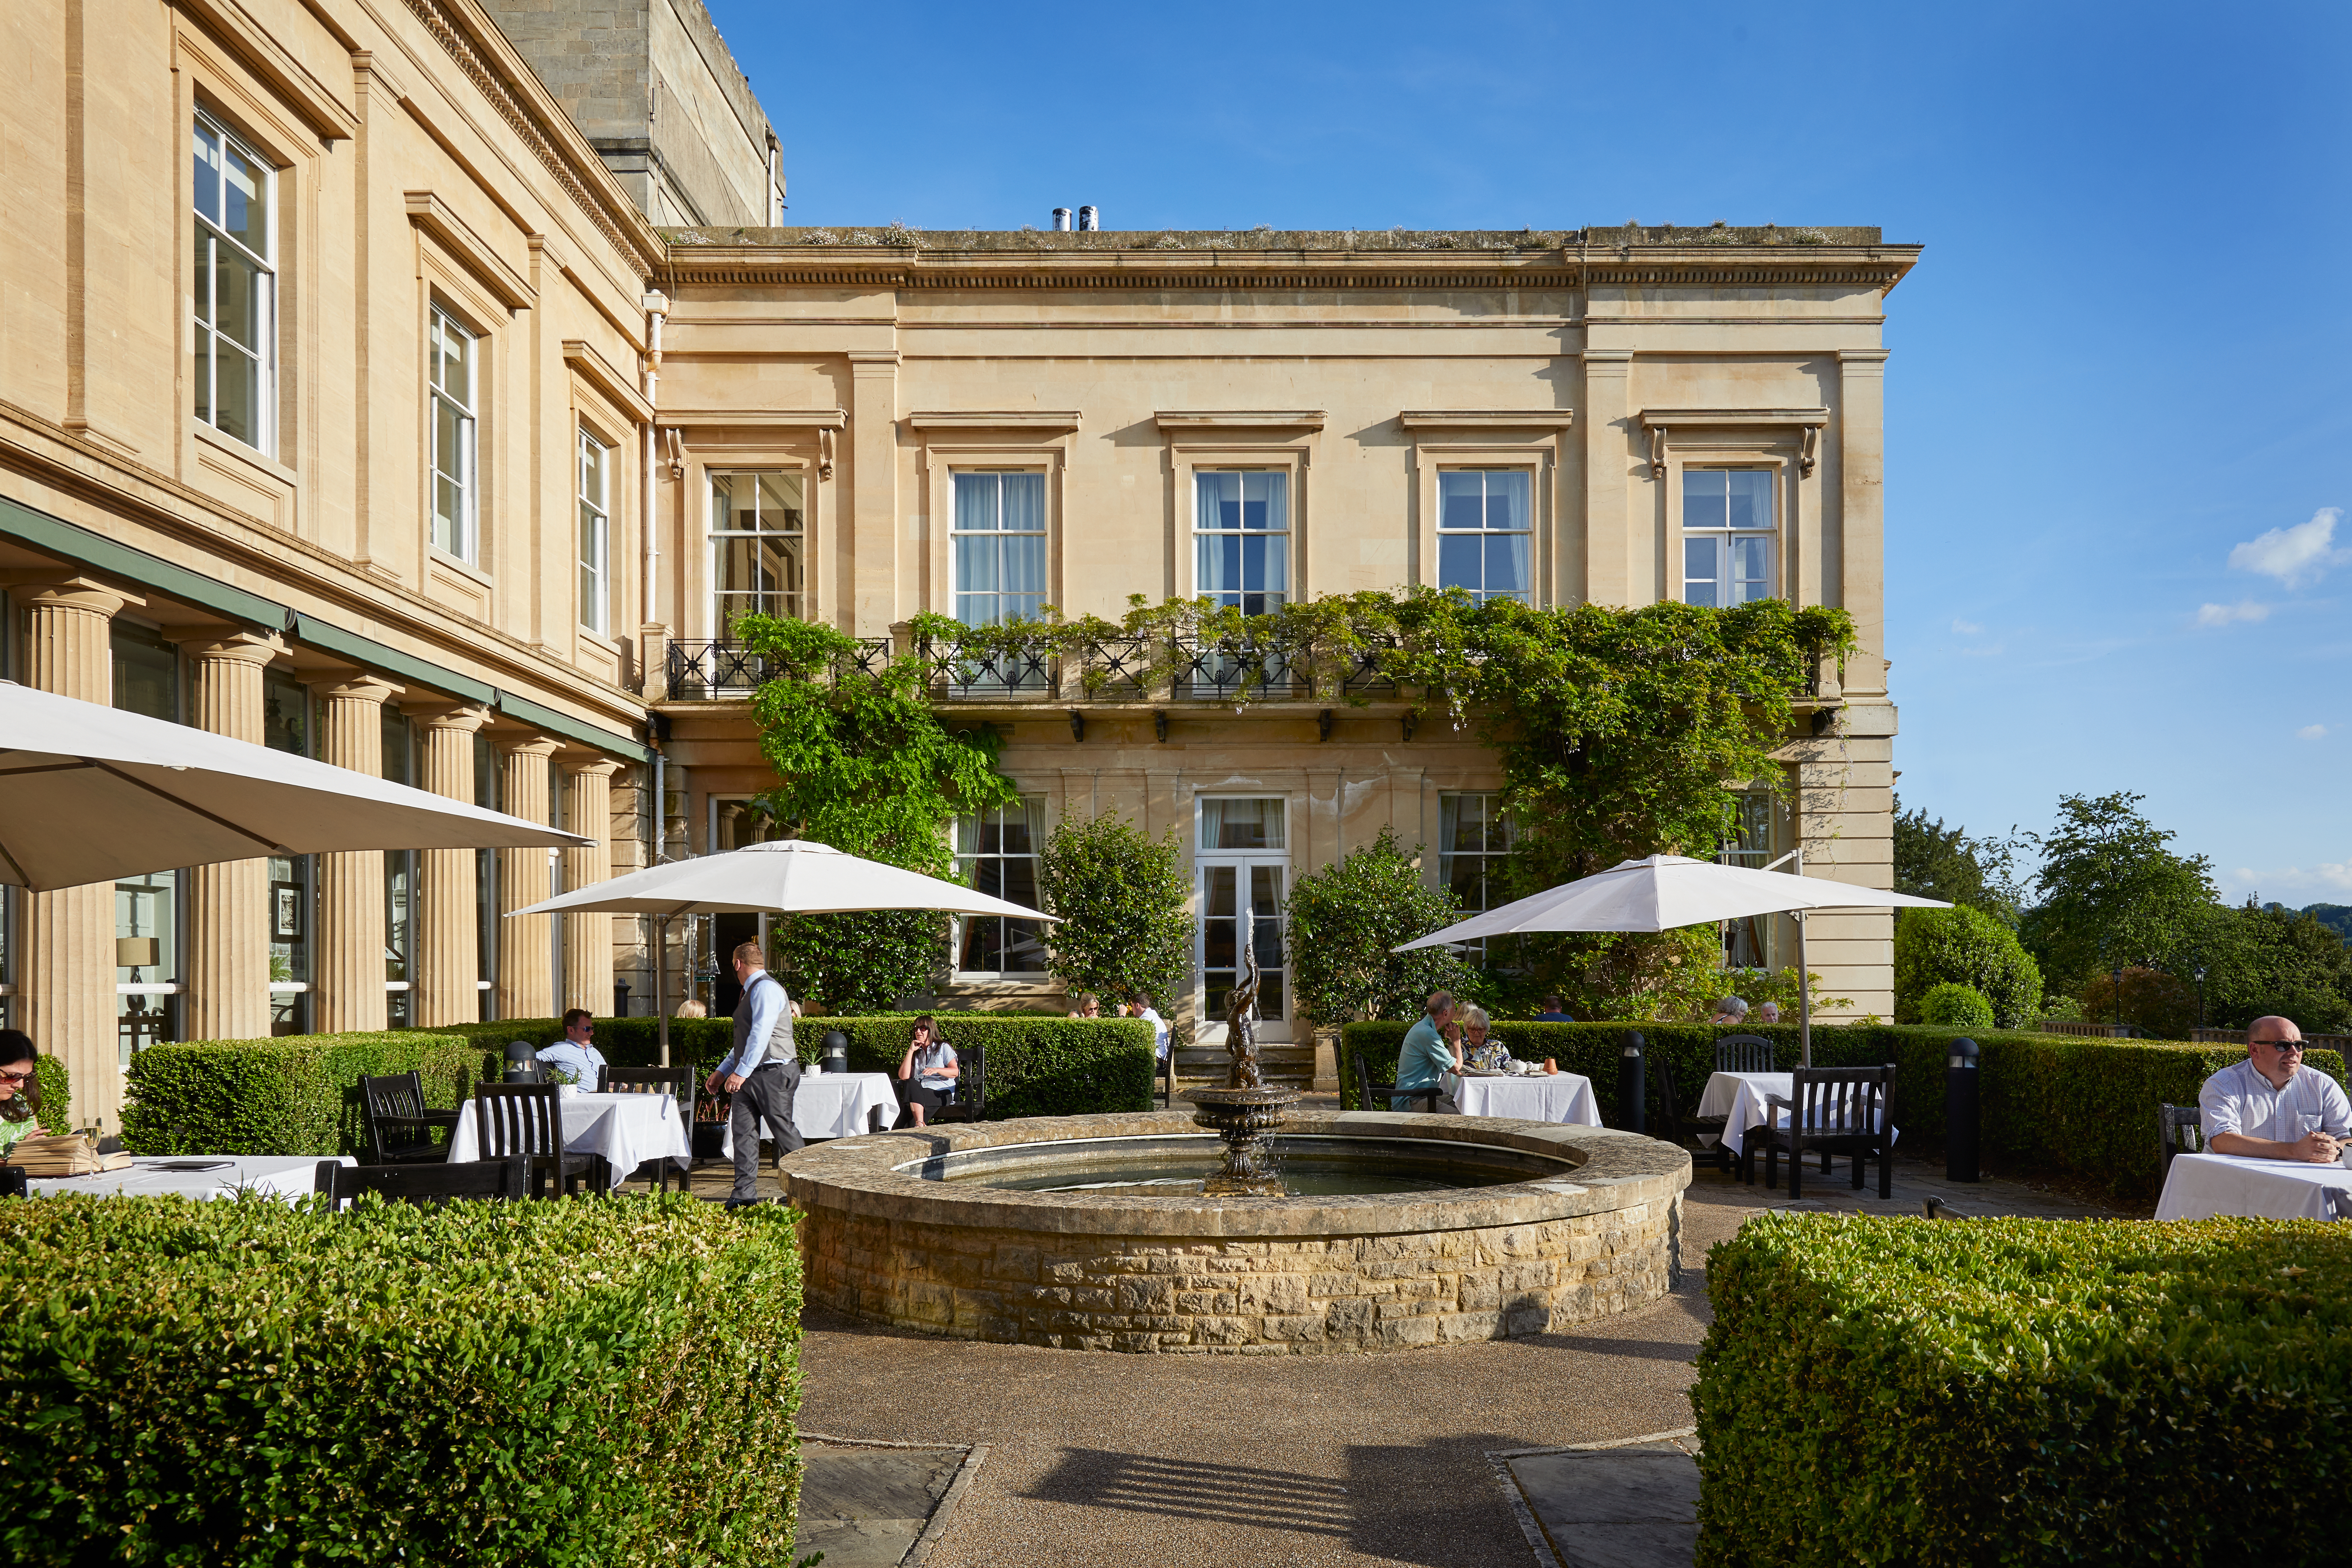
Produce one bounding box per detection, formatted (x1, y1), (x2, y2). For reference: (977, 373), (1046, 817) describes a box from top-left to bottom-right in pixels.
(2198, 1016), (2350, 1163)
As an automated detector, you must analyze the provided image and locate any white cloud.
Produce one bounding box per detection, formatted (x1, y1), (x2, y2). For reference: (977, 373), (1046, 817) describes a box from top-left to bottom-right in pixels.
(2227, 860), (2352, 895)
(2195, 599), (2271, 627)
(2229, 506), (2348, 588)
(2299, 724), (2328, 740)
(1951, 618), (1983, 634)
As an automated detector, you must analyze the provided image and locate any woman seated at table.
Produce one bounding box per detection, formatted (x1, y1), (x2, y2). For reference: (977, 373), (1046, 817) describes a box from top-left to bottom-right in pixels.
(893, 1016), (960, 1129)
(1458, 1006), (1508, 1072)
(0, 1030), (45, 1157)
(1067, 994), (1102, 1020)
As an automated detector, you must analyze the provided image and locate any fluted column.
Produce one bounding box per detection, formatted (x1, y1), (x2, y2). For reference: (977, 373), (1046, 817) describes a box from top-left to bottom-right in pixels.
(177, 633), (283, 1041)
(411, 704), (490, 1025)
(496, 736), (560, 1020)
(310, 677), (400, 1032)
(17, 581), (128, 1130)
(559, 759), (620, 1018)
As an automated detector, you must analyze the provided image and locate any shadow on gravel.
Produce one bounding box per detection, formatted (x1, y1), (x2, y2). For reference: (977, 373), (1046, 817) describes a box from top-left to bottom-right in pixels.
(1023, 1450), (1352, 1537)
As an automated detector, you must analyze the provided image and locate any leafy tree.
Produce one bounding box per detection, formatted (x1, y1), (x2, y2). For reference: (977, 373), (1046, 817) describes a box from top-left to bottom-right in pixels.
(1893, 905), (2042, 1026)
(2078, 966), (2200, 1039)
(1034, 812), (1190, 1009)
(2020, 792), (2217, 995)
(2200, 901), (2352, 1032)
(1893, 798), (2025, 924)
(1287, 829), (1471, 1027)
(2298, 903), (2352, 946)
(1918, 982), (1994, 1030)
(736, 613), (1020, 1010)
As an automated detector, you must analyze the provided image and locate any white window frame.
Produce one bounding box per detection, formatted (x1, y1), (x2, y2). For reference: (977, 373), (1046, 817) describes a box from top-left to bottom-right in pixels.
(1439, 792), (1516, 960)
(577, 425), (612, 636)
(1193, 469), (1291, 614)
(708, 470), (808, 637)
(1680, 466), (1779, 608)
(951, 469), (1049, 626)
(429, 305), (480, 563)
(1435, 467), (1536, 605)
(190, 111), (276, 455)
(954, 797), (1048, 977)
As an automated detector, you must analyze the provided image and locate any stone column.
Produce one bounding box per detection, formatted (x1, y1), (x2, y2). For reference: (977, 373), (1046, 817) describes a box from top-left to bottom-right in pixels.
(559, 759), (620, 1019)
(310, 677), (400, 1033)
(410, 704), (491, 1026)
(848, 349), (901, 634)
(1580, 349), (1635, 607)
(496, 736), (560, 1020)
(176, 633), (283, 1042)
(16, 581), (128, 1130)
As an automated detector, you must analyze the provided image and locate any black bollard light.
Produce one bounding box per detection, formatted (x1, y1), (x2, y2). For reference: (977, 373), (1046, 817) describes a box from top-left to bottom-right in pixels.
(1946, 1037), (1980, 1182)
(820, 1029), (850, 1076)
(1618, 1030), (1647, 1134)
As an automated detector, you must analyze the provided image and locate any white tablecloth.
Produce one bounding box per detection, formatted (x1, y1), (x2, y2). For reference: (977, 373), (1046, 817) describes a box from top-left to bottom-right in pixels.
(718, 1072), (905, 1157)
(445, 1091), (689, 1185)
(1701, 1071), (1894, 1163)
(2155, 1151), (2352, 1221)
(1448, 1071), (1602, 1126)
(27, 1154), (350, 1203)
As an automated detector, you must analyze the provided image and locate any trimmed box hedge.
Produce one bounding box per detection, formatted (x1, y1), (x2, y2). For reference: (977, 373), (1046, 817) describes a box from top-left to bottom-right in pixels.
(1693, 1212), (2352, 1565)
(438, 1011), (1157, 1118)
(0, 1192), (801, 1567)
(1335, 1020), (2349, 1200)
(121, 1031), (480, 1157)
(29, 1052), (70, 1134)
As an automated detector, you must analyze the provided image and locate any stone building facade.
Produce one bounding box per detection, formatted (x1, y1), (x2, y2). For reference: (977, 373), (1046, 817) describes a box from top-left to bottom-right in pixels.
(1, 0), (1915, 1121)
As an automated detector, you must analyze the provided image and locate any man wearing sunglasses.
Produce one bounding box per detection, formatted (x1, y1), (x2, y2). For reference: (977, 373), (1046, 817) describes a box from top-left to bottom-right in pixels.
(537, 1008), (608, 1089)
(2199, 1017), (2349, 1163)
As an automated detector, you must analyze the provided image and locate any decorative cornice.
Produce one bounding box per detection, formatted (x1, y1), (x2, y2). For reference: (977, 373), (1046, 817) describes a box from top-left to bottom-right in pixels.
(1641, 407), (1832, 478)
(395, 0), (662, 277)
(1399, 410), (1575, 430)
(176, 0), (359, 140)
(908, 412), (1083, 431)
(562, 340), (653, 423)
(405, 192), (535, 309)
(666, 408), (847, 430)
(1155, 411), (1328, 432)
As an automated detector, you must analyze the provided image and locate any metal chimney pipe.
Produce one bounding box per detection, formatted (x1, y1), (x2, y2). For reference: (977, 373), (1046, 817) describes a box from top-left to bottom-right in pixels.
(1077, 205), (1099, 231)
(1052, 207), (1073, 231)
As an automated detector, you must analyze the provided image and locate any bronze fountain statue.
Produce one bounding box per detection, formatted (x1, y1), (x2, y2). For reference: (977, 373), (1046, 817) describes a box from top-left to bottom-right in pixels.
(1182, 940), (1301, 1197)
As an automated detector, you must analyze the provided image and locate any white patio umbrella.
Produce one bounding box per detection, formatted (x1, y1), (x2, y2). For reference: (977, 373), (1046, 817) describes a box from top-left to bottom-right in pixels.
(0, 680), (589, 891)
(1395, 852), (1950, 1063)
(506, 838), (1059, 1063)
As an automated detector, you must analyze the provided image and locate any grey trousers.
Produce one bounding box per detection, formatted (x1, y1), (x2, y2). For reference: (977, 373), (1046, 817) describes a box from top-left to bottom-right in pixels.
(729, 1059), (803, 1201)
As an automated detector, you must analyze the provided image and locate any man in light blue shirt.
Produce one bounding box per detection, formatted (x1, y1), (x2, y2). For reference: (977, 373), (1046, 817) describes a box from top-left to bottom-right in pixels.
(707, 941), (802, 1207)
(2199, 1017), (2349, 1163)
(1393, 991), (1462, 1113)
(537, 1009), (606, 1087)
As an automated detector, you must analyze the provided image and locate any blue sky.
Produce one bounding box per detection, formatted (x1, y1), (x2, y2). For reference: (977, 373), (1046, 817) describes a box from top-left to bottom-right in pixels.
(706, 0), (2351, 902)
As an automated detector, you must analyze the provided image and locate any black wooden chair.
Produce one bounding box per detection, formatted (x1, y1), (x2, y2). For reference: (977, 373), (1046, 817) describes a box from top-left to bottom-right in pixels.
(0, 1166), (26, 1200)
(1745, 1064), (1895, 1200)
(932, 1044), (989, 1124)
(2158, 1103), (2207, 1178)
(315, 1156), (530, 1206)
(1353, 1053), (1440, 1114)
(359, 1071), (463, 1165)
(1654, 1068), (1730, 1173)
(472, 1084), (598, 1198)
(1715, 1034), (1776, 1074)
(599, 1065), (694, 1192)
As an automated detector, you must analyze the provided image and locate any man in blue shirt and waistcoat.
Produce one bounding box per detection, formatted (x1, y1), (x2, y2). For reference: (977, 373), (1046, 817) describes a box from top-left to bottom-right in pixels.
(707, 940), (802, 1208)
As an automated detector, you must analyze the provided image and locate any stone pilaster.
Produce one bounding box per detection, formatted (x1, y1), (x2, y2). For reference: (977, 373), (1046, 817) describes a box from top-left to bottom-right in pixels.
(176, 633), (282, 1041)
(496, 736), (561, 1020)
(559, 759), (619, 1019)
(410, 704), (491, 1026)
(16, 581), (129, 1130)
(310, 677), (400, 1033)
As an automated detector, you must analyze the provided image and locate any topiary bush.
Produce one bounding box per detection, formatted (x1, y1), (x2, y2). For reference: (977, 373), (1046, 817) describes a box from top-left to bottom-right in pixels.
(1335, 1019), (2346, 1200)
(121, 1032), (480, 1156)
(31, 1053), (70, 1134)
(0, 1192), (801, 1567)
(1893, 904), (2041, 1025)
(1694, 1212), (2352, 1565)
(1036, 811), (1191, 1009)
(1918, 981), (1994, 1029)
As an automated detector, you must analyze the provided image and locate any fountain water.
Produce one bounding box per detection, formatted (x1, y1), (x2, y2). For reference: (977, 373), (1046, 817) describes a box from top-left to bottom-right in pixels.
(1181, 942), (1301, 1196)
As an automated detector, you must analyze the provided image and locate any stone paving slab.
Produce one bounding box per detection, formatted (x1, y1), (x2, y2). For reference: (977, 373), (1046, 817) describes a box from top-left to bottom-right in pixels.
(1495, 1433), (1699, 1568)
(790, 1436), (983, 1568)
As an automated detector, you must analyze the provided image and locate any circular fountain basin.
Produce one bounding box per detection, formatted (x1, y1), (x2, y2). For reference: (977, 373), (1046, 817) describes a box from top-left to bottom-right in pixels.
(780, 1109), (1691, 1354)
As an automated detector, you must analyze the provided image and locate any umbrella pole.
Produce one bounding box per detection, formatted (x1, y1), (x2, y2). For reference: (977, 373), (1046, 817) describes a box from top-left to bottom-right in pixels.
(655, 914), (670, 1068)
(1797, 909), (1811, 1067)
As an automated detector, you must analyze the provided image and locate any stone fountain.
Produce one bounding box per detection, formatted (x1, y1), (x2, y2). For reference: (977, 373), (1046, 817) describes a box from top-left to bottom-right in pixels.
(1181, 942), (1301, 1196)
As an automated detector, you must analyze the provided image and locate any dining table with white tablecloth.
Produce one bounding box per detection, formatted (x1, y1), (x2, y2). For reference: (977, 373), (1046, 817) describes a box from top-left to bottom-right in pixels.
(1698, 1071), (1896, 1165)
(444, 1089), (690, 1186)
(26, 1154), (351, 1203)
(716, 1071), (906, 1159)
(1446, 1070), (1603, 1127)
(2155, 1150), (2352, 1222)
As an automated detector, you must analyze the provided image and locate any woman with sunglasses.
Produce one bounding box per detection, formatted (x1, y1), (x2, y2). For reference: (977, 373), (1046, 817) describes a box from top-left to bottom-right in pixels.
(0, 1031), (45, 1156)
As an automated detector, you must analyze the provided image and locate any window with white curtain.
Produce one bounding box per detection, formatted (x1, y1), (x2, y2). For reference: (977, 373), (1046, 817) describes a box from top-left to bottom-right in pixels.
(428, 307), (479, 561)
(952, 471), (1046, 625)
(956, 799), (1046, 974)
(577, 427), (611, 635)
(1195, 471), (1288, 613)
(1682, 468), (1776, 606)
(191, 113), (275, 453)
(1437, 469), (1533, 604)
(709, 472), (806, 634)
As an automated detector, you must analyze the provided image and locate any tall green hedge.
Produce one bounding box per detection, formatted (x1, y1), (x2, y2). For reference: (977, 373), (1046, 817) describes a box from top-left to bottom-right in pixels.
(0, 1192), (801, 1567)
(1694, 1212), (2352, 1565)
(1335, 1020), (2348, 1200)
(31, 1053), (70, 1134)
(121, 1032), (479, 1157)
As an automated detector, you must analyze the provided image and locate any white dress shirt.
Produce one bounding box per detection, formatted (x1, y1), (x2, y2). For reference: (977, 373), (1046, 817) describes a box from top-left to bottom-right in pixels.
(2198, 1057), (2352, 1143)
